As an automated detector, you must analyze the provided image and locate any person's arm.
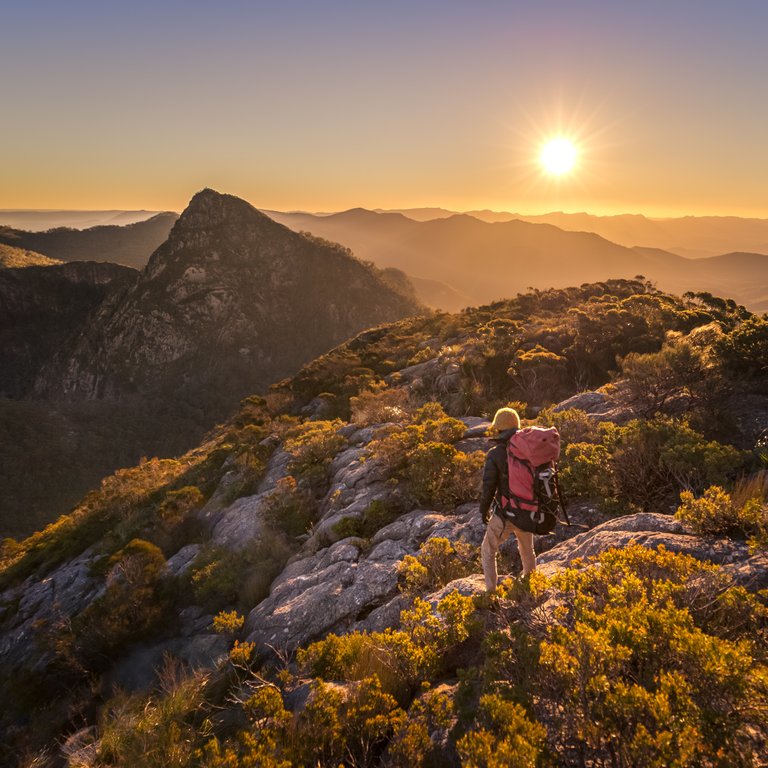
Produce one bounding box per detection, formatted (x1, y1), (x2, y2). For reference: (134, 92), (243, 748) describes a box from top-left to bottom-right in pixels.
(478, 451), (499, 523)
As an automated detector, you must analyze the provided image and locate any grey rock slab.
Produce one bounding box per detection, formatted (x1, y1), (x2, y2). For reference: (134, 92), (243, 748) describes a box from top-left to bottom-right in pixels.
(211, 492), (268, 549)
(536, 512), (753, 574)
(426, 573), (486, 606)
(166, 544), (201, 578)
(553, 391), (610, 414)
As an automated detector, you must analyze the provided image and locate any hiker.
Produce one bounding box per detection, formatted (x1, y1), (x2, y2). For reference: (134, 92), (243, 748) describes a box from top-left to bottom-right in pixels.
(478, 407), (536, 590)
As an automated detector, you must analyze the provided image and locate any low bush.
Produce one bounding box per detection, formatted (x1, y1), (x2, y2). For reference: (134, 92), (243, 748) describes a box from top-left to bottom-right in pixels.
(350, 382), (414, 426)
(189, 533), (292, 611)
(367, 402), (482, 509)
(397, 537), (478, 594)
(74, 539), (169, 665)
(332, 498), (403, 540)
(536, 544), (767, 767)
(603, 417), (745, 510)
(283, 419), (347, 482)
(676, 481), (768, 549)
(456, 694), (547, 768)
(262, 475), (314, 539)
(299, 592), (477, 701)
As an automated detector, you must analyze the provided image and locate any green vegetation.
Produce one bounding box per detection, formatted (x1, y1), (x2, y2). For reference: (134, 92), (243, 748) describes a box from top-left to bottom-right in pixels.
(560, 414), (746, 511)
(29, 545), (761, 767)
(397, 536), (478, 595)
(367, 402), (483, 510)
(676, 477), (768, 550)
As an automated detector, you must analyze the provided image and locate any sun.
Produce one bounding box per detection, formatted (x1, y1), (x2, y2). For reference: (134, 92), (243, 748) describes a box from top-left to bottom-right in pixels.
(539, 137), (578, 175)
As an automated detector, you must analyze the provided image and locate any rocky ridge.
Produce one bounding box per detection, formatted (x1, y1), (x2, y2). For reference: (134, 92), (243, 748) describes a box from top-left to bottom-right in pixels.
(34, 189), (422, 407)
(2, 414), (764, 689)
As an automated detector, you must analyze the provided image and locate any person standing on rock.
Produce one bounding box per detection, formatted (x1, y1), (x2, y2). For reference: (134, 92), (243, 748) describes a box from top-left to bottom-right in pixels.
(479, 407), (537, 590)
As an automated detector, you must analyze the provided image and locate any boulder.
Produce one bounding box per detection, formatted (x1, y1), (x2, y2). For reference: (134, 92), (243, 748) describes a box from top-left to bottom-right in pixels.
(244, 507), (483, 653)
(537, 512), (756, 575)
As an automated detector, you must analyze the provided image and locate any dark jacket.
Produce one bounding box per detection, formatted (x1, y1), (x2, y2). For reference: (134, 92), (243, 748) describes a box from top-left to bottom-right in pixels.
(478, 428), (517, 522)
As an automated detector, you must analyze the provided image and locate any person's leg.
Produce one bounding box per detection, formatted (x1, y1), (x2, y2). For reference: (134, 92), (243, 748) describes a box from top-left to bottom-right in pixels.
(511, 525), (537, 576)
(481, 515), (514, 591)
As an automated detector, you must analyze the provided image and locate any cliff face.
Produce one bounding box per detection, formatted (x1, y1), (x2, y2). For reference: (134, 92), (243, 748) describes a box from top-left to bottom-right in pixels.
(0, 261), (136, 398)
(35, 189), (422, 413)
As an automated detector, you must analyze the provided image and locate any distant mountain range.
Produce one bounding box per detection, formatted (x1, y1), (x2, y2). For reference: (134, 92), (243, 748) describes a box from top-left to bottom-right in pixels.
(380, 208), (768, 259)
(5, 205), (768, 311)
(265, 208), (768, 312)
(0, 209), (163, 230)
(0, 213), (178, 269)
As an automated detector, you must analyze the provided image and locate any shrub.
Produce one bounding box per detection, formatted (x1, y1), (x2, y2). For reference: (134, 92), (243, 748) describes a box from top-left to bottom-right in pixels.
(283, 419), (347, 482)
(189, 533), (292, 611)
(536, 545), (767, 767)
(262, 476), (314, 539)
(676, 483), (768, 549)
(675, 486), (741, 535)
(332, 498), (403, 540)
(619, 339), (710, 416)
(388, 687), (455, 767)
(537, 407), (600, 447)
(560, 442), (613, 501)
(213, 610), (245, 635)
(202, 677), (405, 768)
(350, 382), (414, 426)
(715, 315), (768, 381)
(366, 402), (481, 509)
(407, 443), (484, 510)
(397, 537), (478, 594)
(74, 539), (169, 665)
(299, 593), (477, 700)
(508, 344), (570, 405)
(456, 694), (546, 768)
(602, 417), (745, 510)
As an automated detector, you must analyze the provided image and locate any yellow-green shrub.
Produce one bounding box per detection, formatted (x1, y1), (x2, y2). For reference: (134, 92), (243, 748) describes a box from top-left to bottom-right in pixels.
(535, 545), (767, 767)
(350, 382), (414, 426)
(456, 694), (546, 768)
(676, 484), (768, 549)
(284, 419), (347, 481)
(397, 537), (478, 594)
(298, 593), (477, 700)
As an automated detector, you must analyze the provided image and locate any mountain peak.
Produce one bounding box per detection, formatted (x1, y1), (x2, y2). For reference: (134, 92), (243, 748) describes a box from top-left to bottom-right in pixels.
(175, 188), (275, 232)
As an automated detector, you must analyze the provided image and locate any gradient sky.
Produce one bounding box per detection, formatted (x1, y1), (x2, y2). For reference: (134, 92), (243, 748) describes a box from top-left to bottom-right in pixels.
(3, 0), (768, 216)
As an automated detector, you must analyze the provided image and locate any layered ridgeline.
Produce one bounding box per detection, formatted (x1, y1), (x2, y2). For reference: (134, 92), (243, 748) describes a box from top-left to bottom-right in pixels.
(2, 279), (766, 766)
(266, 208), (768, 312)
(0, 212), (178, 269)
(0, 189), (421, 537)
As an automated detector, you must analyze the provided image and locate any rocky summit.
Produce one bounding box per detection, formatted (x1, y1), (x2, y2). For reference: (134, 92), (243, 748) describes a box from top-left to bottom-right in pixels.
(34, 189), (422, 410)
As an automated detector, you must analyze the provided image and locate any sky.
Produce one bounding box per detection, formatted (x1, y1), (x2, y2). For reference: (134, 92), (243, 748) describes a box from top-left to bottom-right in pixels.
(3, 0), (768, 216)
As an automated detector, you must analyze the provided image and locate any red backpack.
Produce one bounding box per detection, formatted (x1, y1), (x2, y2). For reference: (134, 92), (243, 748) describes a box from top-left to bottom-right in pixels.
(499, 426), (569, 534)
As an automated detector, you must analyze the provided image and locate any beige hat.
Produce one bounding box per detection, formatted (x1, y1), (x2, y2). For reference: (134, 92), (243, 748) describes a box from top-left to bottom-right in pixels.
(492, 407), (521, 432)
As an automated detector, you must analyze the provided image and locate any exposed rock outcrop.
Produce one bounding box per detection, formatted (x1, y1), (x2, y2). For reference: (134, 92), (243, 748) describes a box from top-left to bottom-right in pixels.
(35, 189), (422, 409)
